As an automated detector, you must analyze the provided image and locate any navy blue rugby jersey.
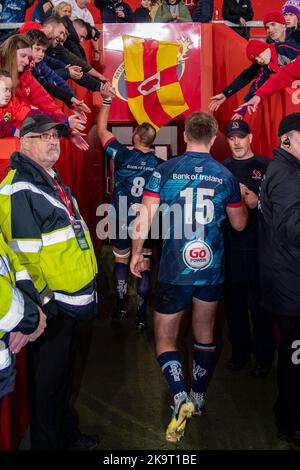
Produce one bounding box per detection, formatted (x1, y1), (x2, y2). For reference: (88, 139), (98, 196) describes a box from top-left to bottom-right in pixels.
(104, 137), (163, 209)
(144, 151), (242, 285)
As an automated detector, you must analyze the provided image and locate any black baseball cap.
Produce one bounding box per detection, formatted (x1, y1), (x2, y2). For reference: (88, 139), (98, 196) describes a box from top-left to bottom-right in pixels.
(20, 114), (68, 138)
(226, 120), (251, 137)
(278, 113), (300, 137)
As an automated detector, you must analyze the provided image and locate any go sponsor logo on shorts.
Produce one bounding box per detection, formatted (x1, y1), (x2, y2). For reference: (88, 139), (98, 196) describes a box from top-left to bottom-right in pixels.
(182, 239), (213, 271)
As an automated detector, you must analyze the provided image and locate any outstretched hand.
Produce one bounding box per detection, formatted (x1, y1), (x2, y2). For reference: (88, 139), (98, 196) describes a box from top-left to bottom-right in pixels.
(209, 93), (226, 111)
(234, 95), (261, 116)
(69, 130), (89, 151)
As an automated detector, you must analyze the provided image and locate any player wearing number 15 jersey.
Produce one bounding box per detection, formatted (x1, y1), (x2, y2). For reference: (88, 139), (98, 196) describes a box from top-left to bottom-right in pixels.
(130, 112), (248, 443)
(97, 92), (163, 328)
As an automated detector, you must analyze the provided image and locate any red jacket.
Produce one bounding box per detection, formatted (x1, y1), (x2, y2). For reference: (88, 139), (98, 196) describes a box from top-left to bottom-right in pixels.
(15, 70), (67, 124)
(256, 55), (300, 100)
(0, 97), (30, 124)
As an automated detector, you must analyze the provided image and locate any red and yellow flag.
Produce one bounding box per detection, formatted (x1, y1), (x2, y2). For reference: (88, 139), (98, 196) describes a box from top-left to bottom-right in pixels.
(123, 35), (189, 130)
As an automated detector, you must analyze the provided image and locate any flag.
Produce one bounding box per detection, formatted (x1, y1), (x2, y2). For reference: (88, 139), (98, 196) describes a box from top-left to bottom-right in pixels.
(123, 35), (189, 130)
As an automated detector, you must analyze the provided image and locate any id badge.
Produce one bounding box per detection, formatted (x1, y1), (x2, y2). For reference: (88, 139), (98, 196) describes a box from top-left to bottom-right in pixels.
(73, 220), (89, 250)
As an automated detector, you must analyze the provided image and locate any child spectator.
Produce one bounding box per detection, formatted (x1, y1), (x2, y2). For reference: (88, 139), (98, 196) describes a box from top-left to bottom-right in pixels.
(154, 0), (192, 23)
(133, 0), (152, 22)
(24, 29), (89, 114)
(0, 70), (27, 136)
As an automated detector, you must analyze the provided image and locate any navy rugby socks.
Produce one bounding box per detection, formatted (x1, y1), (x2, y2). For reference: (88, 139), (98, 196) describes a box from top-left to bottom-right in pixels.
(136, 270), (151, 322)
(157, 351), (188, 407)
(191, 341), (216, 401)
(113, 263), (129, 315)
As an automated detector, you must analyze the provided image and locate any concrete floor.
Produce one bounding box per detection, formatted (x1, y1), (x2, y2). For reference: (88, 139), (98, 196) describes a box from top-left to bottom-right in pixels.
(20, 246), (299, 451)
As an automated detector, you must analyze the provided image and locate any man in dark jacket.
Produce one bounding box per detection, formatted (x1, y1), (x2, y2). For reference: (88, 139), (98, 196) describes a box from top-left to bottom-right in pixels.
(94, 0), (133, 23)
(192, 0), (213, 23)
(259, 113), (300, 446)
(222, 120), (275, 376)
(222, 0), (253, 40)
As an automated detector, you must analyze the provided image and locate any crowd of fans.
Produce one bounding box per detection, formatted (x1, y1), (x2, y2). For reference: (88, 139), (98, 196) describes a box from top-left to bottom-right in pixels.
(1, 0), (300, 452)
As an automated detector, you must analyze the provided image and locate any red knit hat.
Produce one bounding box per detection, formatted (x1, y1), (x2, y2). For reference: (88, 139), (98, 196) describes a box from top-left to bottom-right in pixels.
(246, 40), (270, 62)
(263, 10), (286, 26)
(19, 21), (43, 35)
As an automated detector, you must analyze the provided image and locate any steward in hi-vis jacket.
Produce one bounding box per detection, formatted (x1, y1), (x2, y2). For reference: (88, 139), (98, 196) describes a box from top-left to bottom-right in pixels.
(0, 230), (40, 402)
(0, 114), (98, 450)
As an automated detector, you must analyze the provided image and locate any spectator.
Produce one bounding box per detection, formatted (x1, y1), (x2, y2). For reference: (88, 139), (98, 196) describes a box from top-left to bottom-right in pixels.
(0, 114), (99, 449)
(24, 29), (90, 114)
(0, 69), (29, 134)
(154, 0), (192, 22)
(0, 230), (46, 409)
(258, 113), (300, 446)
(94, 0), (133, 23)
(42, 16), (107, 89)
(133, 0), (152, 22)
(192, 0), (213, 23)
(51, 0), (101, 60)
(149, 0), (161, 20)
(222, 120), (275, 376)
(264, 10), (288, 43)
(0, 34), (88, 150)
(52, 1), (73, 17)
(63, 17), (91, 60)
(209, 37), (300, 118)
(222, 0), (253, 40)
(282, 0), (300, 28)
(235, 42), (300, 115)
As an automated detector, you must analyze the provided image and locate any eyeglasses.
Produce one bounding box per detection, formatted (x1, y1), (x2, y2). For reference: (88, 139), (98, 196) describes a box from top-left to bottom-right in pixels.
(26, 133), (61, 142)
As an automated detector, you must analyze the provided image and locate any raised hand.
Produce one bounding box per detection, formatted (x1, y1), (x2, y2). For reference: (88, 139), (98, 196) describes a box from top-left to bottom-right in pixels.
(234, 95), (261, 116)
(69, 131), (89, 151)
(68, 114), (86, 132)
(71, 98), (91, 114)
(209, 93), (226, 111)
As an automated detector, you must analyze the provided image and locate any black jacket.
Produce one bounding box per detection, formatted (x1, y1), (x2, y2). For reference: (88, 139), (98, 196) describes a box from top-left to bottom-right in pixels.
(222, 0), (253, 39)
(63, 16), (88, 62)
(259, 147), (300, 317)
(192, 0), (213, 23)
(133, 5), (151, 22)
(94, 0), (133, 23)
(222, 0), (253, 23)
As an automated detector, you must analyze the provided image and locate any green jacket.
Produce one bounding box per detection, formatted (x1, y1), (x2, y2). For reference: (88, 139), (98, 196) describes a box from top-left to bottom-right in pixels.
(154, 1), (192, 22)
(0, 152), (98, 320)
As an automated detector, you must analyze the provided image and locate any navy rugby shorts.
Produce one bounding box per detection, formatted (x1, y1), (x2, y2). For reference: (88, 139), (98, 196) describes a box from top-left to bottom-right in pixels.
(155, 282), (224, 314)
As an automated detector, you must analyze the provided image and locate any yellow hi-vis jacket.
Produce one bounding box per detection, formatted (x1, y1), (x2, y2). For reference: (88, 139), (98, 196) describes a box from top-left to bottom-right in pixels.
(0, 231), (39, 399)
(0, 153), (98, 319)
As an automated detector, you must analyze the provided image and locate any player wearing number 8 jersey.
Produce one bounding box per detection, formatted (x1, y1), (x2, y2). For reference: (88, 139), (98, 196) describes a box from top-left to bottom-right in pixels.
(97, 90), (163, 328)
(130, 112), (248, 443)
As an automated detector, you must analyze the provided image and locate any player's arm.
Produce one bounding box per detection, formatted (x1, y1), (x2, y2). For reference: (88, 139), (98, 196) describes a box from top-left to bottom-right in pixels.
(97, 83), (116, 147)
(226, 204), (249, 231)
(130, 194), (160, 278)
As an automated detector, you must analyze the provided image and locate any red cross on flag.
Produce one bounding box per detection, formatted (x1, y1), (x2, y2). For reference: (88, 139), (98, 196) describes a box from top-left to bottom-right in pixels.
(123, 35), (189, 130)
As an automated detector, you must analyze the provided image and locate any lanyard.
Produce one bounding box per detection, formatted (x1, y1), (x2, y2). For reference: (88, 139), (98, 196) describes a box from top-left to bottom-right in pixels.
(54, 177), (75, 223)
